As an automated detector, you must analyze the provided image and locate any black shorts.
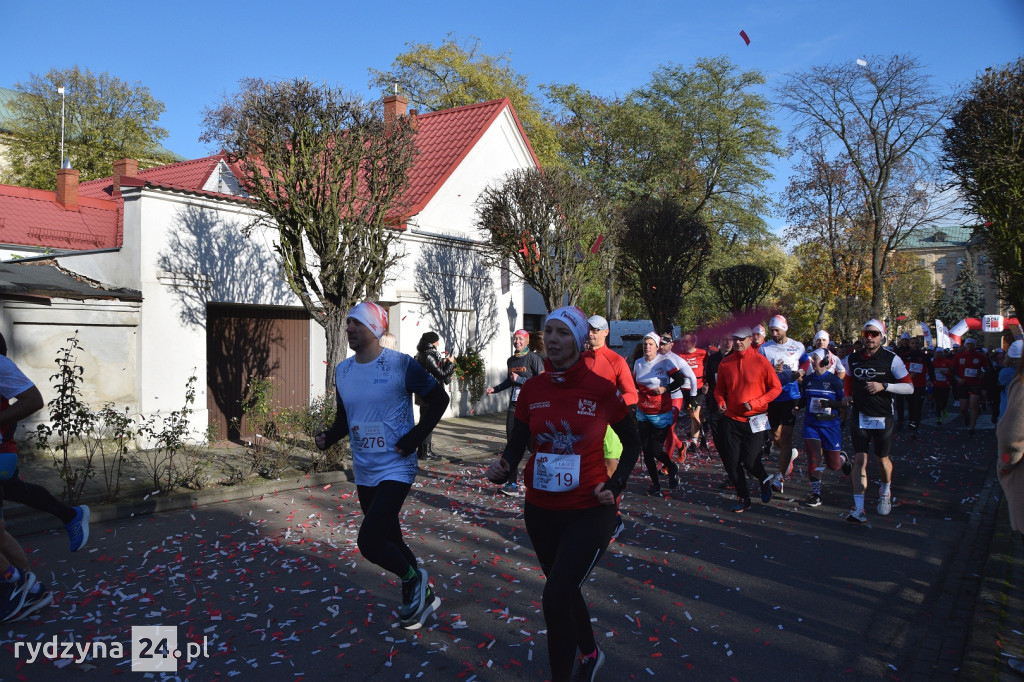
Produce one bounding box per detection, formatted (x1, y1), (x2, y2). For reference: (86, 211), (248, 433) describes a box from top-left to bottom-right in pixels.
(955, 384), (983, 400)
(767, 399), (798, 428)
(850, 410), (894, 458)
(687, 390), (706, 409)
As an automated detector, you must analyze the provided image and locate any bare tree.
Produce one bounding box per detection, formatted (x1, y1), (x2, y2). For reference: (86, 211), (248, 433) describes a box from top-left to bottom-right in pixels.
(618, 198), (712, 332)
(475, 167), (603, 310)
(778, 55), (958, 315)
(201, 78), (417, 394)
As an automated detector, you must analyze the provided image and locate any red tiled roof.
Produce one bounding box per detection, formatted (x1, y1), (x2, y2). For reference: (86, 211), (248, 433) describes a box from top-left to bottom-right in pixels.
(0, 184), (120, 250)
(403, 98), (539, 215)
(78, 154), (246, 203)
(7, 98), (538, 252)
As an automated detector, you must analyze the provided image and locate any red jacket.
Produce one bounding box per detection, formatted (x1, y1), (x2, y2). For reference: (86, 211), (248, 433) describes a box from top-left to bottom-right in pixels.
(583, 345), (639, 407)
(714, 346), (782, 422)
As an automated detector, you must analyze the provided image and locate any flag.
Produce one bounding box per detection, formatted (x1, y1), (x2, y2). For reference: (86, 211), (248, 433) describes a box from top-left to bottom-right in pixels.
(919, 322), (933, 349)
(935, 319), (951, 349)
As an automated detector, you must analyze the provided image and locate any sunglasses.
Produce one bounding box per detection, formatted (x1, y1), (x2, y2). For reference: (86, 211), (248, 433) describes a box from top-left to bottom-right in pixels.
(862, 330), (881, 338)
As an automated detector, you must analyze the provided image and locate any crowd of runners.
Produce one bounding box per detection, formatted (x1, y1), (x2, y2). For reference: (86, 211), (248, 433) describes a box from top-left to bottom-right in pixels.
(2, 298), (1020, 682)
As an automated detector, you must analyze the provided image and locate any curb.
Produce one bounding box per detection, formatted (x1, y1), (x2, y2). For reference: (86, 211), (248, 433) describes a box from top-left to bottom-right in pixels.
(6, 469), (353, 538)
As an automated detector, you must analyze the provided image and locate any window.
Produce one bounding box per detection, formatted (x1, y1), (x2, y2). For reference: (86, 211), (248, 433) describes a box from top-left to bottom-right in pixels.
(934, 256), (947, 271)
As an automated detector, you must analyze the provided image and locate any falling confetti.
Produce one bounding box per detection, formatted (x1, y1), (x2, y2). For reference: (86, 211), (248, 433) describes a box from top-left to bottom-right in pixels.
(739, 30), (750, 45)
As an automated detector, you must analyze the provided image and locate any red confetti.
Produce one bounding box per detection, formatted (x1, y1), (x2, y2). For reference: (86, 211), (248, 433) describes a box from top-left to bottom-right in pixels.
(740, 30), (750, 45)
(590, 234), (605, 254)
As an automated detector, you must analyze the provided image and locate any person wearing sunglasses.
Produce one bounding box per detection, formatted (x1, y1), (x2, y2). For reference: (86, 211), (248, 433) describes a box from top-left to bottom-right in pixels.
(840, 319), (914, 523)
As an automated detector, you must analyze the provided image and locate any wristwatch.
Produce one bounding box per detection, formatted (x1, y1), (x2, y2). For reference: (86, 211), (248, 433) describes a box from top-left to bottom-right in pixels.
(881, 382), (888, 391)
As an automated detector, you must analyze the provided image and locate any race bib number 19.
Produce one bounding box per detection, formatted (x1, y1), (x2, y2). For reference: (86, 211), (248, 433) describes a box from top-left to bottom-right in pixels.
(532, 452), (581, 492)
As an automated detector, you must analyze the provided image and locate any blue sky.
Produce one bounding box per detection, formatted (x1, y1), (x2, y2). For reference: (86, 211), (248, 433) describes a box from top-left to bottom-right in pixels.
(4, 0), (1022, 230)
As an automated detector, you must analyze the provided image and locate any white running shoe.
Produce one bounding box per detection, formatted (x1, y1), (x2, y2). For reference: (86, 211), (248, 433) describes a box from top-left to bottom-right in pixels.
(847, 508), (867, 524)
(877, 496), (893, 516)
(770, 472), (784, 493)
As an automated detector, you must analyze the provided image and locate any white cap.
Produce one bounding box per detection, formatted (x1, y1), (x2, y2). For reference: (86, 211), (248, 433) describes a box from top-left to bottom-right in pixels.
(587, 315), (609, 331)
(863, 318), (886, 336)
(768, 315), (788, 331)
(753, 325), (766, 335)
(810, 348), (828, 363)
(813, 330), (830, 343)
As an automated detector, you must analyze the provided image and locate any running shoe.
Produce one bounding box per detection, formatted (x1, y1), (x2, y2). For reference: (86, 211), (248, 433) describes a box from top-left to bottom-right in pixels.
(611, 515), (626, 540)
(645, 484), (662, 496)
(667, 473), (679, 490)
(770, 472), (784, 493)
(760, 480), (774, 504)
(571, 646), (606, 682)
(0, 571), (36, 623)
(717, 477), (735, 490)
(399, 569), (440, 630)
(784, 448), (799, 477)
(877, 496), (893, 516)
(731, 499), (751, 513)
(66, 505), (90, 552)
(847, 508), (867, 524)
(500, 482), (521, 497)
(841, 452), (852, 476)
(8, 582), (52, 622)
(803, 493), (822, 507)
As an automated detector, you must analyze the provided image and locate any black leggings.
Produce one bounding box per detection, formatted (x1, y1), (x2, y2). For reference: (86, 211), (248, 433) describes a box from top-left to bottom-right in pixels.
(0, 470), (76, 523)
(719, 418), (770, 502)
(908, 386), (926, 425)
(638, 418), (676, 486)
(524, 502), (616, 682)
(356, 480), (417, 578)
(504, 407), (518, 485)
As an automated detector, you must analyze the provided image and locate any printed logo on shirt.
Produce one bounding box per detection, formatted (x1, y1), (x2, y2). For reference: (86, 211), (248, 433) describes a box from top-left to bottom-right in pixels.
(530, 401), (551, 410)
(577, 398), (597, 417)
(853, 366), (885, 381)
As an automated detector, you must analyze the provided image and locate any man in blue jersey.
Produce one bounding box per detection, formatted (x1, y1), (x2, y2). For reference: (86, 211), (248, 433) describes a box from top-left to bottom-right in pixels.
(316, 302), (450, 629)
(797, 349), (850, 507)
(759, 315), (808, 493)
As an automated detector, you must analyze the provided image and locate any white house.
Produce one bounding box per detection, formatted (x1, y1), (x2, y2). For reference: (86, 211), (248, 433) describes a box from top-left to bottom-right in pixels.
(0, 97), (546, 440)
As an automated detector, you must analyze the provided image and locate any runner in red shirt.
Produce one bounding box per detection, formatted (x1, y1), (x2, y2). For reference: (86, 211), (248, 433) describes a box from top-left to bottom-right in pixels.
(931, 349), (954, 424)
(675, 332), (709, 454)
(486, 306), (641, 681)
(953, 338), (991, 435)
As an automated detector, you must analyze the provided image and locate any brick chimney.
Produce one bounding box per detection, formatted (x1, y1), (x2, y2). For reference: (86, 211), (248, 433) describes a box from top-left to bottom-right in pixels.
(383, 94), (408, 125)
(112, 158), (139, 194)
(56, 167), (80, 209)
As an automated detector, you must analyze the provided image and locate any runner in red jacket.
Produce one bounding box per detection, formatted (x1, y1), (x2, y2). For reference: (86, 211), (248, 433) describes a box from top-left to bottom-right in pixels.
(713, 326), (782, 512)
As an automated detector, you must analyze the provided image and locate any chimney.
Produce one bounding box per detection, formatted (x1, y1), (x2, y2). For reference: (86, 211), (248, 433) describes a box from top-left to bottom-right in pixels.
(112, 158), (139, 194)
(383, 94), (408, 126)
(56, 167), (80, 209)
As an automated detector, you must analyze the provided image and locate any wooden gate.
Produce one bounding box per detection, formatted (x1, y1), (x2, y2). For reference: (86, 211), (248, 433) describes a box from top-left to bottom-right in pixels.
(206, 304), (310, 442)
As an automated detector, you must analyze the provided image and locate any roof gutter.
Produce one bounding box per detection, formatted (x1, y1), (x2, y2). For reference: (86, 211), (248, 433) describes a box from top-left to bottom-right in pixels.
(3, 247), (122, 264)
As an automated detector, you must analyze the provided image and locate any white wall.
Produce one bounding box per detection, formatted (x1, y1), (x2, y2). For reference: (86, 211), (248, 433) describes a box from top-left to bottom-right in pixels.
(2, 299), (140, 436)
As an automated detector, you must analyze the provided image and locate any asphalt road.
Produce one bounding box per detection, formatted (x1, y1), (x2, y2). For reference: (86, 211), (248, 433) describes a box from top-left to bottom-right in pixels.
(0, 414), (998, 681)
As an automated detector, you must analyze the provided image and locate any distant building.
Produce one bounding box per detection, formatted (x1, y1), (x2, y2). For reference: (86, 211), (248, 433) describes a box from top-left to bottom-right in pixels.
(899, 225), (1010, 316)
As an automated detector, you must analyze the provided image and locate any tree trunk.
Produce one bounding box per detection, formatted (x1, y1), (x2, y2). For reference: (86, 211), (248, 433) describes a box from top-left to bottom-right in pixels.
(322, 313), (348, 398)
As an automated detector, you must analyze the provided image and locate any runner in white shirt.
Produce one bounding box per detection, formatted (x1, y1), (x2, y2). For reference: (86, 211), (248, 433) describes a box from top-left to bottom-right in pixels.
(811, 330), (846, 379)
(758, 315), (808, 493)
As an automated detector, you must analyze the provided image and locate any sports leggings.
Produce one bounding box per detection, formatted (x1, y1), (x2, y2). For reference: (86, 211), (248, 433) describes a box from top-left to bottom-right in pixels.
(524, 502), (616, 682)
(0, 471), (76, 523)
(356, 480), (417, 577)
(638, 418), (675, 485)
